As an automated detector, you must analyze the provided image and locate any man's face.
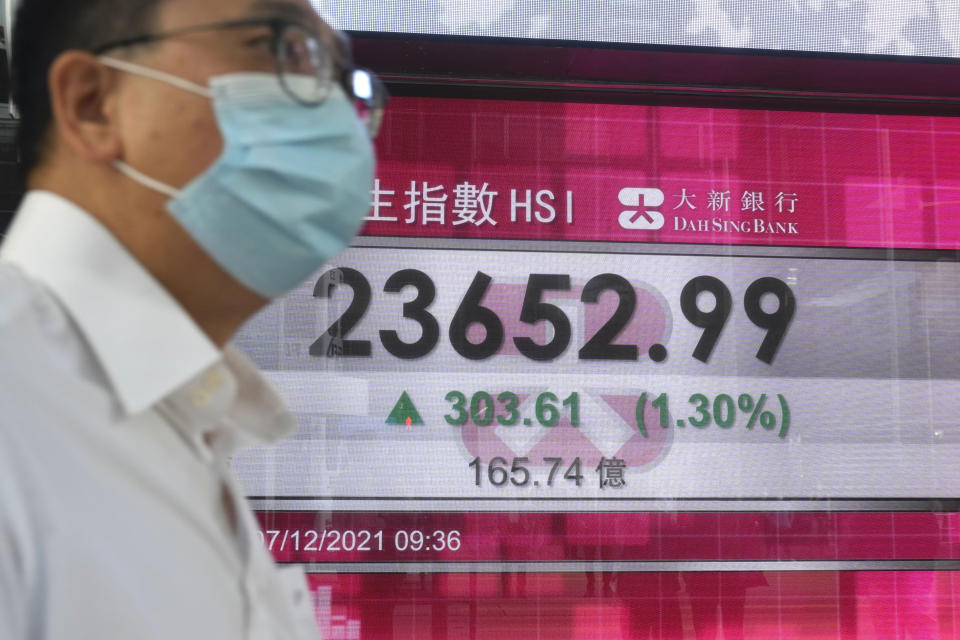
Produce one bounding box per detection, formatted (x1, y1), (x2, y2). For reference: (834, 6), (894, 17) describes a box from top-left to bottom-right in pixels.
(111, 0), (338, 194)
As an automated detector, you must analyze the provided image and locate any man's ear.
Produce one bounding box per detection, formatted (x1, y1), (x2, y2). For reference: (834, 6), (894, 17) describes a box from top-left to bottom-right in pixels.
(47, 51), (122, 163)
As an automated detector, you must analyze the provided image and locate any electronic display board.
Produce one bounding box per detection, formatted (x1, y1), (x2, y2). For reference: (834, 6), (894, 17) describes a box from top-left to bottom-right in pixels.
(233, 94), (960, 638)
(315, 0), (960, 59)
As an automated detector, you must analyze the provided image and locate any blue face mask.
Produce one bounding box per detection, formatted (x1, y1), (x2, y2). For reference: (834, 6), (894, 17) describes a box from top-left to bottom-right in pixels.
(100, 58), (375, 299)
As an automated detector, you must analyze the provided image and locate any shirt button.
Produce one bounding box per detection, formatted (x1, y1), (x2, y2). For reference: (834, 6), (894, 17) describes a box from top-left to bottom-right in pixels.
(204, 370), (225, 391)
(190, 389), (212, 408)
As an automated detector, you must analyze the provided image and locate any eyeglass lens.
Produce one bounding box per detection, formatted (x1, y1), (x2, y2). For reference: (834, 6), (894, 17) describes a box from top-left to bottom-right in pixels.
(275, 23), (386, 137)
(276, 24), (333, 104)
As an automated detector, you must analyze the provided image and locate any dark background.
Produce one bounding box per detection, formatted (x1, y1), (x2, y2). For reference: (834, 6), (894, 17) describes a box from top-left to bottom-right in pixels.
(0, 113), (20, 236)
(0, 44), (19, 237)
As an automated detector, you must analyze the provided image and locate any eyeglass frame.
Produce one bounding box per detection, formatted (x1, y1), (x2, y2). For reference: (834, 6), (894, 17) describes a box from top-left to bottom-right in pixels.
(90, 17), (388, 137)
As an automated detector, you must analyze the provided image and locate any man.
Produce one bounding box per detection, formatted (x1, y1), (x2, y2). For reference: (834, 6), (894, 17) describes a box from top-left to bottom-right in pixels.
(0, 0), (381, 637)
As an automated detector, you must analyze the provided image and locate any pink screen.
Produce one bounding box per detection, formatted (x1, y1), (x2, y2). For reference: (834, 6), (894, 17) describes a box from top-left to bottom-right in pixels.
(246, 95), (960, 639)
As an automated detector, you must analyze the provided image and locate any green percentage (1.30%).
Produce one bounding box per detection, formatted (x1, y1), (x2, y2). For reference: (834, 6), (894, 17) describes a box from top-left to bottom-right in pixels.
(636, 393), (791, 439)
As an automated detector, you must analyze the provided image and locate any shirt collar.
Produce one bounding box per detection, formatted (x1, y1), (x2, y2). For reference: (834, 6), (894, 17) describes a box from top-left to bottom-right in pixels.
(163, 347), (297, 457)
(0, 191), (294, 445)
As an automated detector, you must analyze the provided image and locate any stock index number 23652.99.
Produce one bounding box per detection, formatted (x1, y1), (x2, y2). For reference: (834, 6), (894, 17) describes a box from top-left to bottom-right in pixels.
(310, 268), (796, 365)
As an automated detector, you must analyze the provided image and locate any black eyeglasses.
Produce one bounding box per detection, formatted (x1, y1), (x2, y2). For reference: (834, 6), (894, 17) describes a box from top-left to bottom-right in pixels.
(92, 17), (388, 137)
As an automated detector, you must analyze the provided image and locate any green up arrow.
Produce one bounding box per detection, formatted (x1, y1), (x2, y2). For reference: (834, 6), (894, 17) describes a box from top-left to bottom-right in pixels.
(386, 392), (424, 426)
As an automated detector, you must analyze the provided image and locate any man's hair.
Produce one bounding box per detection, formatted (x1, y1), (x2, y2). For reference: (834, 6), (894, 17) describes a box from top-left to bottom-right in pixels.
(12, 0), (165, 176)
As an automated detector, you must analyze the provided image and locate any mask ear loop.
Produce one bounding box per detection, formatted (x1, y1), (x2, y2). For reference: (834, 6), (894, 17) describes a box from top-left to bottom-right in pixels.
(99, 57), (214, 99)
(114, 161), (182, 199)
(98, 57), (212, 198)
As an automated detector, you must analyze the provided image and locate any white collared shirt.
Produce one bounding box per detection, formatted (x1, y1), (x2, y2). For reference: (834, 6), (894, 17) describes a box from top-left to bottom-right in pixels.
(0, 191), (318, 640)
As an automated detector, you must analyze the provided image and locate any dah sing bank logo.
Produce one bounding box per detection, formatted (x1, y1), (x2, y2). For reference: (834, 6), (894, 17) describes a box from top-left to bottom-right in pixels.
(617, 186), (802, 236)
(618, 188), (666, 231)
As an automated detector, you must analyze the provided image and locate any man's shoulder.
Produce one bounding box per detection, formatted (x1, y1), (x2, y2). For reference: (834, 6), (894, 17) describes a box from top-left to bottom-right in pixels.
(0, 263), (66, 366)
(0, 262), (51, 333)
(0, 266), (39, 525)
(0, 262), (88, 404)
(0, 262), (92, 513)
